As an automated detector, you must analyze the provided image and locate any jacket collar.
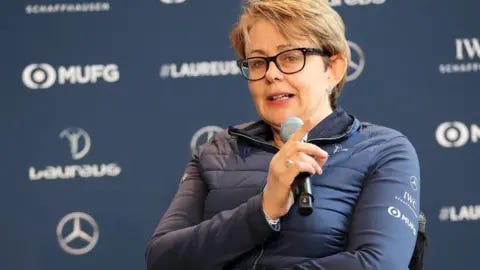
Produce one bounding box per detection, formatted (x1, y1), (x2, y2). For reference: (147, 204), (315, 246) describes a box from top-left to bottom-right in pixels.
(228, 107), (360, 150)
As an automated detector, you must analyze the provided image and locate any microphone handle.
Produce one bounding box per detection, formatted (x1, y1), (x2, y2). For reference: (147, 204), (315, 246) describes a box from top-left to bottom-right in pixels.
(293, 172), (314, 216)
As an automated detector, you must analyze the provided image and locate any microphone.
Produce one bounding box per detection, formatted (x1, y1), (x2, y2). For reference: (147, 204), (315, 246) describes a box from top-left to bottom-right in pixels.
(280, 117), (314, 216)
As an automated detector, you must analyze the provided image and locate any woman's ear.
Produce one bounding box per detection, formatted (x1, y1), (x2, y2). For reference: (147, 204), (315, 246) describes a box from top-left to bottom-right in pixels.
(328, 54), (347, 86)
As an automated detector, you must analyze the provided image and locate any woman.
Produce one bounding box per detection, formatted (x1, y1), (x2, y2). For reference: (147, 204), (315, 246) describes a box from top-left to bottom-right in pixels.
(146, 0), (421, 269)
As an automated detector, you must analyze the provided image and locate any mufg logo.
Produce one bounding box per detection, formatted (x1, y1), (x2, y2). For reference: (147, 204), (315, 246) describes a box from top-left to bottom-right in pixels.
(436, 122), (479, 148)
(22, 63), (120, 89)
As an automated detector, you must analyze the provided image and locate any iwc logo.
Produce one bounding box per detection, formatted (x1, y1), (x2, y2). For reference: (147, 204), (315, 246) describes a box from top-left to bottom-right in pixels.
(439, 38), (480, 74)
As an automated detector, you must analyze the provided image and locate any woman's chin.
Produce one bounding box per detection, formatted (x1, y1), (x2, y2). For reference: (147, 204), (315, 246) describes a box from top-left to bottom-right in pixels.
(264, 115), (298, 129)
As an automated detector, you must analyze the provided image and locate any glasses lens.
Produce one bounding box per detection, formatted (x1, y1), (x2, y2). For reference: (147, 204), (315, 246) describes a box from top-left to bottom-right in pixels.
(238, 49), (307, 80)
(277, 49), (305, 73)
(242, 58), (267, 80)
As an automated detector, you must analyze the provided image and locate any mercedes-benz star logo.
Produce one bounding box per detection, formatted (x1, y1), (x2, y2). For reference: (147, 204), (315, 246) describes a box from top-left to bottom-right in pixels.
(410, 176), (418, 191)
(59, 128), (91, 160)
(22, 63), (56, 89)
(190, 126), (223, 156)
(346, 41), (365, 82)
(56, 212), (99, 255)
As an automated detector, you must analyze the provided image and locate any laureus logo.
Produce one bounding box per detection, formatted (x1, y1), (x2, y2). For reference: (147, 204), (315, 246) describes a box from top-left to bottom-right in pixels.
(439, 205), (480, 222)
(159, 60), (240, 79)
(60, 128), (91, 160)
(28, 127), (122, 181)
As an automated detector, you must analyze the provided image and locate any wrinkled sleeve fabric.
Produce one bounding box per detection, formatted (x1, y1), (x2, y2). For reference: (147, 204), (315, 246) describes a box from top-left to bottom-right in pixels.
(145, 155), (273, 270)
(282, 136), (421, 270)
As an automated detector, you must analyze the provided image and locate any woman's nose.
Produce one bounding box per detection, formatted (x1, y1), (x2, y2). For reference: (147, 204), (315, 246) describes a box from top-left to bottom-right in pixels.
(264, 60), (284, 82)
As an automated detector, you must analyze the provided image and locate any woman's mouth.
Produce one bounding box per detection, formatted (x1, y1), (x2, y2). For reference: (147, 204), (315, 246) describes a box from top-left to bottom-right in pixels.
(268, 93), (294, 101)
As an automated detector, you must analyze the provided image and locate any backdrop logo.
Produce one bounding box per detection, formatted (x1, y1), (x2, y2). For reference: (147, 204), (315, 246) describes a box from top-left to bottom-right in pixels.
(60, 128), (91, 160)
(160, 60), (240, 79)
(190, 126), (223, 156)
(329, 0), (386, 7)
(439, 38), (480, 74)
(22, 63), (56, 89)
(25, 2), (111, 15)
(22, 63), (120, 89)
(456, 38), (480, 60)
(29, 127), (122, 181)
(346, 41), (365, 82)
(439, 205), (480, 222)
(436, 122), (479, 148)
(160, 0), (186, 3)
(56, 212), (99, 255)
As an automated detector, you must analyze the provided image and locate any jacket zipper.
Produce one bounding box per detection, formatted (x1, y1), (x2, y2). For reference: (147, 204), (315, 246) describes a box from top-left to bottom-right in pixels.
(228, 131), (279, 152)
(252, 243), (265, 270)
(229, 124), (354, 147)
(230, 119), (359, 270)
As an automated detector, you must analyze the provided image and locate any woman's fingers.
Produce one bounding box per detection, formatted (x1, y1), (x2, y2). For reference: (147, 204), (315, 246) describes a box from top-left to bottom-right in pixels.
(283, 141), (329, 162)
(289, 152), (323, 175)
(288, 117), (314, 142)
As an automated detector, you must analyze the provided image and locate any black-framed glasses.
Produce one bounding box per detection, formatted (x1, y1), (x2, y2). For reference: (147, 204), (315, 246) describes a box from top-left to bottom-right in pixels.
(236, 47), (332, 81)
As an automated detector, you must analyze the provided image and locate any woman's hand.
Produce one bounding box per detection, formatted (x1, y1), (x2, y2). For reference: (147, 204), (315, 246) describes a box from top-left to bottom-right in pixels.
(262, 119), (329, 219)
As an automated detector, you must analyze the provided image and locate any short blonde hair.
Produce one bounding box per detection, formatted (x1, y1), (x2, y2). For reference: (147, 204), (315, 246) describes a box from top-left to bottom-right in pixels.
(230, 0), (351, 109)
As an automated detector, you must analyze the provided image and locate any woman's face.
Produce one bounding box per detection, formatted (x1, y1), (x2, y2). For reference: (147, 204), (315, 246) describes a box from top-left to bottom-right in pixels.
(245, 19), (336, 131)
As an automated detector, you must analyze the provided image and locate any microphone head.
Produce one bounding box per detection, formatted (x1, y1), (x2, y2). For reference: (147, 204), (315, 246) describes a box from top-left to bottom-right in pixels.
(418, 211), (426, 233)
(280, 117), (305, 143)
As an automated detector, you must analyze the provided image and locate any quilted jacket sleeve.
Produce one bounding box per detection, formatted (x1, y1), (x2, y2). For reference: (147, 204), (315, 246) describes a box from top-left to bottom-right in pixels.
(282, 136), (421, 270)
(145, 155), (273, 270)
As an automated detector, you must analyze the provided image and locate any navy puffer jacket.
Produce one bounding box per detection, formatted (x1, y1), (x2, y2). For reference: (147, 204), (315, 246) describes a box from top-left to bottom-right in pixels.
(146, 108), (421, 270)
